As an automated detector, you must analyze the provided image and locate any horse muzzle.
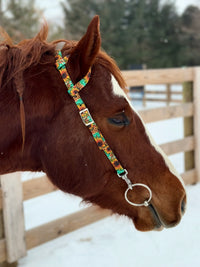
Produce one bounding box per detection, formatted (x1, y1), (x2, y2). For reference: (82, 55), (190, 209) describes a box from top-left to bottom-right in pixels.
(149, 194), (186, 230)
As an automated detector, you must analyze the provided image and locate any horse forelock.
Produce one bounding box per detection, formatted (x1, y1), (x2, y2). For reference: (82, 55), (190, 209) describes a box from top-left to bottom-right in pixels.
(0, 23), (55, 90)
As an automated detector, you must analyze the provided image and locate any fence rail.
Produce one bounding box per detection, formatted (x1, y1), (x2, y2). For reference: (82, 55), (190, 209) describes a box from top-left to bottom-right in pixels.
(122, 67), (194, 86)
(130, 85), (183, 105)
(0, 66), (199, 264)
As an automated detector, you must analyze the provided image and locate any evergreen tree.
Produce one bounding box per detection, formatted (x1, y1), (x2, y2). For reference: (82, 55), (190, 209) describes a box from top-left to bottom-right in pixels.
(180, 5), (200, 66)
(62, 0), (200, 69)
(62, 0), (182, 69)
(125, 0), (183, 68)
(146, 2), (182, 68)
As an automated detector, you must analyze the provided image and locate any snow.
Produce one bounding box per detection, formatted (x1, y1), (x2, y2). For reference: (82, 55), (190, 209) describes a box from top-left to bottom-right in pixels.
(18, 97), (200, 267)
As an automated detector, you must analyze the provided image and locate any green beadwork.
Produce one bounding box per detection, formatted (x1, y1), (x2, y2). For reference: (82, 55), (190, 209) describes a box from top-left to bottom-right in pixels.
(75, 98), (84, 106)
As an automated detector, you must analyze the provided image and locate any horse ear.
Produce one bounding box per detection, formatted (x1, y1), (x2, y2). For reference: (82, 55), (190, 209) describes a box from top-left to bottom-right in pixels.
(67, 15), (101, 83)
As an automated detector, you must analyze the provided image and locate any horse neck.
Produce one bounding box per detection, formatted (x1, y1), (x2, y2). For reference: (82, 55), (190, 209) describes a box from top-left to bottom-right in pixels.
(0, 84), (42, 175)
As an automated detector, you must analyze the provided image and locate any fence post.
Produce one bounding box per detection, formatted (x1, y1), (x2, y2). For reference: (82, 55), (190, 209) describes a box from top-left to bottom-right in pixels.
(0, 211), (18, 267)
(193, 67), (200, 183)
(0, 173), (27, 264)
(183, 82), (195, 176)
(0, 179), (17, 267)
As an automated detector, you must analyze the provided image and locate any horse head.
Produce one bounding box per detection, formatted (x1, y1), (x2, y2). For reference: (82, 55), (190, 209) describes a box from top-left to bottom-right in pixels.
(0, 16), (186, 231)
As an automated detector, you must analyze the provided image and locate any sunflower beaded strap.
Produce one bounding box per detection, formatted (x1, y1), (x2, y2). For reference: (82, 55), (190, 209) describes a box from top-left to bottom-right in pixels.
(55, 50), (131, 186)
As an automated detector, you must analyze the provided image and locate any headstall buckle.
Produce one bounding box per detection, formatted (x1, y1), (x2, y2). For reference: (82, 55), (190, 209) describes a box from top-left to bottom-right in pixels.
(79, 108), (94, 126)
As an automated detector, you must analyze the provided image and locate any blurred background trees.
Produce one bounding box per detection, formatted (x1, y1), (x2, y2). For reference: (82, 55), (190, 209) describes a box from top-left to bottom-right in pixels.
(62, 0), (200, 69)
(180, 5), (200, 66)
(1, 0), (200, 69)
(0, 0), (41, 42)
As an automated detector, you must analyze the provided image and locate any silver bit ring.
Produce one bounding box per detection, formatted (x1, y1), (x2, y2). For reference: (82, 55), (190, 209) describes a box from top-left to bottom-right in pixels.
(124, 183), (152, 207)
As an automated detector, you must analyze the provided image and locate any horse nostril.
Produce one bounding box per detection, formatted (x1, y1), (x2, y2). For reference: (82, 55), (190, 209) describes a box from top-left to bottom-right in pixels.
(181, 197), (186, 215)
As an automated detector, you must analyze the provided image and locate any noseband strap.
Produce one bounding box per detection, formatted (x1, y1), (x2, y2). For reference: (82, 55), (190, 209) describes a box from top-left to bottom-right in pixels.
(55, 50), (152, 207)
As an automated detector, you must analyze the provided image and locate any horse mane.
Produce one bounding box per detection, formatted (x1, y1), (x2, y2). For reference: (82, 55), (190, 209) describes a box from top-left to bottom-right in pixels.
(0, 23), (55, 89)
(0, 23), (126, 91)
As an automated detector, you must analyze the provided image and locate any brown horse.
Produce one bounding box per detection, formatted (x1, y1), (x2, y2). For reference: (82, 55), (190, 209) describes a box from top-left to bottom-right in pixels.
(0, 16), (186, 231)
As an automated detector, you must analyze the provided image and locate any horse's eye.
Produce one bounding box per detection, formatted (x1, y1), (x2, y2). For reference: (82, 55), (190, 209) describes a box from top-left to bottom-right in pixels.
(108, 112), (130, 126)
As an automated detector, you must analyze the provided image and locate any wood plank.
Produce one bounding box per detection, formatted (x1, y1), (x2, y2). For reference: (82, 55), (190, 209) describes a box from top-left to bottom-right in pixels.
(183, 82), (194, 175)
(145, 90), (182, 95)
(23, 176), (57, 201)
(0, 173), (27, 263)
(26, 206), (111, 250)
(193, 67), (200, 182)
(0, 176), (57, 209)
(0, 191), (3, 210)
(160, 136), (194, 156)
(181, 169), (196, 185)
(122, 67), (193, 86)
(138, 103), (194, 123)
(0, 238), (6, 262)
(132, 98), (181, 103)
(0, 176), (16, 266)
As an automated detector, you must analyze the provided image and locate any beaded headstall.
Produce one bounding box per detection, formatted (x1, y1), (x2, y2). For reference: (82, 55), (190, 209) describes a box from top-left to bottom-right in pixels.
(55, 50), (152, 207)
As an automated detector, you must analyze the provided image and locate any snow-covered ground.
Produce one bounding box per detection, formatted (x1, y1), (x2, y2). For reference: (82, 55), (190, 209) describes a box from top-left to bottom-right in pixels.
(19, 97), (200, 267)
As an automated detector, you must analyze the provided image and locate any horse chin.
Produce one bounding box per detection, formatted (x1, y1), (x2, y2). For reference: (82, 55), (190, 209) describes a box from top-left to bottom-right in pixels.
(131, 204), (165, 232)
(132, 219), (164, 232)
(148, 203), (182, 230)
(131, 216), (164, 232)
(154, 225), (164, 231)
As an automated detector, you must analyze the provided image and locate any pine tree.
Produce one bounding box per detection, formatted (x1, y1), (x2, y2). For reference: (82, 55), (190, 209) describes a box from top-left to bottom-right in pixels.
(125, 0), (182, 68)
(62, 0), (199, 69)
(180, 5), (200, 66)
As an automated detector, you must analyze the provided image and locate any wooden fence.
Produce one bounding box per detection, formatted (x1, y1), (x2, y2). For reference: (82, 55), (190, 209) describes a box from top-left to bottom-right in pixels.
(0, 66), (200, 265)
(144, 84), (182, 105)
(130, 84), (183, 105)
